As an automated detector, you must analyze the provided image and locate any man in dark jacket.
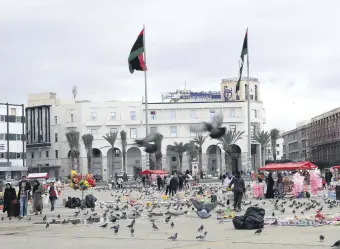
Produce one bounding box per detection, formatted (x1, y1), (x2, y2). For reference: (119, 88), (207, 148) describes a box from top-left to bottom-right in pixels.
(170, 175), (178, 197)
(18, 175), (32, 217)
(229, 171), (245, 212)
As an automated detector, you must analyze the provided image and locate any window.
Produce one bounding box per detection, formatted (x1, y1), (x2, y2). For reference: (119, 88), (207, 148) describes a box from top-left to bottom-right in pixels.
(276, 144), (280, 147)
(16, 116), (21, 122)
(150, 127), (157, 134)
(253, 109), (257, 118)
(45, 150), (49, 158)
(0, 115), (4, 122)
(251, 125), (256, 137)
(91, 129), (98, 139)
(10, 108), (16, 116)
(0, 134), (4, 140)
(245, 84), (248, 99)
(190, 110), (196, 119)
(229, 108), (235, 118)
(16, 134), (21, 140)
(130, 128), (137, 138)
(150, 111), (156, 120)
(55, 150), (59, 159)
(110, 112), (116, 120)
(16, 153), (20, 159)
(230, 125), (236, 132)
(130, 111), (136, 120)
(255, 85), (258, 100)
(190, 126), (196, 137)
(53, 116), (57, 125)
(91, 111), (97, 121)
(39, 150), (42, 158)
(276, 151), (280, 155)
(70, 114), (74, 122)
(170, 110), (176, 120)
(110, 128), (117, 134)
(0, 153), (4, 159)
(210, 110), (215, 121)
(170, 126), (177, 137)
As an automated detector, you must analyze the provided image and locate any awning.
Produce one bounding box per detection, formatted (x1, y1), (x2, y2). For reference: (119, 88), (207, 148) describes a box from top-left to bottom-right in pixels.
(259, 161), (318, 171)
(150, 170), (169, 175)
(139, 170), (152, 175)
(27, 173), (49, 179)
(331, 165), (340, 170)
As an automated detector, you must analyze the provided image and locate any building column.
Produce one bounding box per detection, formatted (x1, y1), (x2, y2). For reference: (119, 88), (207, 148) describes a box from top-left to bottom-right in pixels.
(102, 156), (108, 181)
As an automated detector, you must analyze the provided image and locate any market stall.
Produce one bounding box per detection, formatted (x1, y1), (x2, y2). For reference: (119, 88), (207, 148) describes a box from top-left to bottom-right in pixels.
(27, 173), (49, 180)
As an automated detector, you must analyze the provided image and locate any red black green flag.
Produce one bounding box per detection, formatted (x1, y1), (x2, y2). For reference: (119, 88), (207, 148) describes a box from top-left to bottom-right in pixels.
(128, 29), (147, 74)
(236, 30), (248, 92)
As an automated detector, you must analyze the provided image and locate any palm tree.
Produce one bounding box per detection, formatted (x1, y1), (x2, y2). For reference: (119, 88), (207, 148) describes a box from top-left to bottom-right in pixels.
(187, 141), (198, 169)
(270, 128), (280, 161)
(191, 134), (207, 172)
(82, 134), (93, 174)
(103, 132), (118, 176)
(66, 131), (80, 172)
(167, 142), (190, 172)
(253, 131), (271, 167)
(154, 133), (163, 169)
(120, 130), (127, 173)
(218, 130), (245, 173)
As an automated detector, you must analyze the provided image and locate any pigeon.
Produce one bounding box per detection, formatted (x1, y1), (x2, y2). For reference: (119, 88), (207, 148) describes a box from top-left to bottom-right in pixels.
(168, 233), (178, 241)
(127, 223), (134, 228)
(57, 214), (60, 219)
(319, 235), (325, 242)
(27, 217), (31, 221)
(272, 212), (275, 217)
(43, 215), (47, 221)
(134, 133), (158, 153)
(130, 227), (135, 236)
(196, 231), (207, 240)
(254, 228), (262, 235)
(190, 111), (226, 139)
(100, 223), (108, 228)
(331, 240), (340, 247)
(171, 221), (175, 228)
(152, 222), (159, 230)
(197, 225), (204, 232)
(46, 222), (49, 228)
(1, 217), (4, 221)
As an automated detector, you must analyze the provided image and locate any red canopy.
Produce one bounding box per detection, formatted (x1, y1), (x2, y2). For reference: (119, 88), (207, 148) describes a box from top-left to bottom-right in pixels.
(151, 170), (168, 175)
(331, 165), (340, 170)
(140, 170), (152, 175)
(259, 161), (318, 171)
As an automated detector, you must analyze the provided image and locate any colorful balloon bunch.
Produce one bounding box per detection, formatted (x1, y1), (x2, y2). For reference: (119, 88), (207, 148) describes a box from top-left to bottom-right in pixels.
(69, 170), (96, 190)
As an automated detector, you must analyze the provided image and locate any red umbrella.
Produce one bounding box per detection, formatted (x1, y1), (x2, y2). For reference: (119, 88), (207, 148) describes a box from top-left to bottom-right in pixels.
(259, 161), (318, 171)
(140, 169), (152, 175)
(331, 165), (340, 170)
(151, 170), (168, 175)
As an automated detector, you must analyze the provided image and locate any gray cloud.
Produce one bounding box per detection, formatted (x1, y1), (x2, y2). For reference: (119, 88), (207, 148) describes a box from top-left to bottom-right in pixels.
(0, 0), (339, 131)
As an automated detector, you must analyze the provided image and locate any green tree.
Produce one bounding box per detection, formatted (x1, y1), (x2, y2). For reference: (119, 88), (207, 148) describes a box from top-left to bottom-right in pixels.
(253, 131), (271, 167)
(120, 130), (127, 173)
(191, 134), (207, 172)
(66, 131), (80, 172)
(167, 142), (190, 172)
(103, 132), (118, 176)
(218, 130), (245, 173)
(81, 134), (94, 174)
(270, 128), (280, 161)
(187, 141), (198, 169)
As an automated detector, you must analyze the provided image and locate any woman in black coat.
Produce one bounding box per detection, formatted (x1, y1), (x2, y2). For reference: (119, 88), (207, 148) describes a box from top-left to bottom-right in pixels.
(170, 176), (178, 197)
(3, 183), (18, 217)
(265, 173), (274, 199)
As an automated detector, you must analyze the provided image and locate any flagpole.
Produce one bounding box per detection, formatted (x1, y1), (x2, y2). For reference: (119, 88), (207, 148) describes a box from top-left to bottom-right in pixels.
(143, 24), (149, 169)
(246, 28), (252, 170)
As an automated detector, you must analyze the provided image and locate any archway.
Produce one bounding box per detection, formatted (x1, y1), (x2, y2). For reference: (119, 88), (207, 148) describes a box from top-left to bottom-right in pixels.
(107, 148), (122, 177)
(166, 149), (178, 174)
(206, 145), (221, 174)
(230, 144), (241, 174)
(89, 148), (102, 176)
(126, 147), (142, 176)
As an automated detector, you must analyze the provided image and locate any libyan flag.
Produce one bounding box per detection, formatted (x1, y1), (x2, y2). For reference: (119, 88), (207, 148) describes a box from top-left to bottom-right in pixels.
(236, 29), (248, 92)
(128, 29), (147, 74)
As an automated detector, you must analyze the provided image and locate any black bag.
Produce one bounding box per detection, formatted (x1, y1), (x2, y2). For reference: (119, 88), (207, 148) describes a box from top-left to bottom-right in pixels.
(85, 194), (97, 208)
(232, 216), (245, 229)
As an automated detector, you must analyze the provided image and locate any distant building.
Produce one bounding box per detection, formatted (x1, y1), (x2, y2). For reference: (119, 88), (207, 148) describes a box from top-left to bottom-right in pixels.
(26, 78), (265, 180)
(0, 103), (26, 179)
(266, 136), (284, 161)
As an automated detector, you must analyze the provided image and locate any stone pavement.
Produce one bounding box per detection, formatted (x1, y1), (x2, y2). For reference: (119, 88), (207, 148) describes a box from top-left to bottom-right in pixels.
(1, 187), (340, 249)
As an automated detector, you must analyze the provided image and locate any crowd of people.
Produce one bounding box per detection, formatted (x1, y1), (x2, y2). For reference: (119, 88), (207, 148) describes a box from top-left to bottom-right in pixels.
(2, 176), (61, 218)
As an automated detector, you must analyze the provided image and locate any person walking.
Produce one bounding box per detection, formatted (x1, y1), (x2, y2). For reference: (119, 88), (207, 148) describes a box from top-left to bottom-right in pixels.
(165, 176), (172, 196)
(48, 182), (58, 211)
(228, 171), (245, 212)
(32, 180), (43, 215)
(117, 177), (123, 188)
(265, 173), (274, 198)
(170, 175), (178, 197)
(3, 183), (18, 217)
(156, 175), (162, 191)
(18, 175), (31, 218)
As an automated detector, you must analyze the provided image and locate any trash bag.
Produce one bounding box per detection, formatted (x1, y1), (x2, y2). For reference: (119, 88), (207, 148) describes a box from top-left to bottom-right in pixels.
(232, 216), (245, 229)
(85, 194), (97, 208)
(80, 200), (87, 209)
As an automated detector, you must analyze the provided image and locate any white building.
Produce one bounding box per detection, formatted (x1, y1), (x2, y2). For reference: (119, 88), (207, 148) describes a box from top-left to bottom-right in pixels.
(266, 136), (284, 161)
(0, 103), (27, 179)
(26, 78), (265, 180)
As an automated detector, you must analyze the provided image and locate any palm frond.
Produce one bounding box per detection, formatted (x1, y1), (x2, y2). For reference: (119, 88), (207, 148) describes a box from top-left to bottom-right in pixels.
(253, 130), (271, 146)
(103, 132), (118, 147)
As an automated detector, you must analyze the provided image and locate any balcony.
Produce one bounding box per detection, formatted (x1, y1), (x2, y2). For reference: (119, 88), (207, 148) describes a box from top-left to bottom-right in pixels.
(85, 117), (103, 127)
(65, 121), (77, 128)
(105, 116), (121, 126)
(27, 142), (51, 148)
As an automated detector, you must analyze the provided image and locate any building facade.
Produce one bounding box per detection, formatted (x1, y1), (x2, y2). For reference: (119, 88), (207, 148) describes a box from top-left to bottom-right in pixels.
(266, 137), (284, 161)
(0, 103), (26, 179)
(282, 121), (309, 161)
(26, 78), (265, 180)
(308, 107), (340, 163)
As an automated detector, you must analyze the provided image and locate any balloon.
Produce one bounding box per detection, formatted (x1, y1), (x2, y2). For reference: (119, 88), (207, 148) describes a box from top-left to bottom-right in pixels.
(310, 170), (322, 195)
(71, 170), (77, 176)
(292, 172), (304, 197)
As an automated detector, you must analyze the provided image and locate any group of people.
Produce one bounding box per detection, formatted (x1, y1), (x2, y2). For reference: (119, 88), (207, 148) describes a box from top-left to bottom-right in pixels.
(3, 176), (60, 218)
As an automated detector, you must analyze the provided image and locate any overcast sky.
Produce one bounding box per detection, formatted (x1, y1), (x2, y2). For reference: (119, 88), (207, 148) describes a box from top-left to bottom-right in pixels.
(0, 0), (339, 131)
